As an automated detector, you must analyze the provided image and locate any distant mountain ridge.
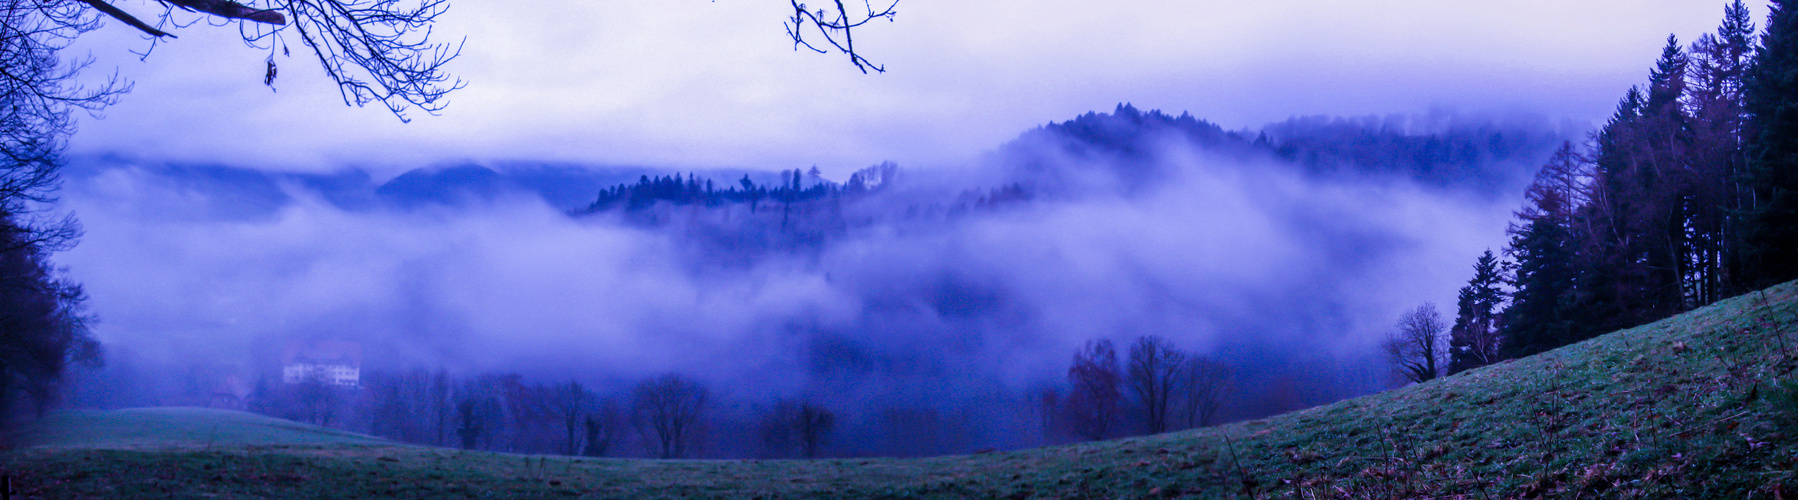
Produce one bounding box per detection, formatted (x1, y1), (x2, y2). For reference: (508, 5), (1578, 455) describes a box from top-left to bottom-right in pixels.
(62, 156), (773, 216)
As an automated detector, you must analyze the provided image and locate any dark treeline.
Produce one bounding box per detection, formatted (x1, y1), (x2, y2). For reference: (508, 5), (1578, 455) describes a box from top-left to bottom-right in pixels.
(249, 370), (743, 458)
(571, 104), (1564, 250)
(245, 368), (997, 458)
(580, 168), (847, 213)
(1036, 336), (1233, 444)
(1394, 1), (1798, 381)
(1002, 104), (1564, 196)
(241, 334), (1233, 459)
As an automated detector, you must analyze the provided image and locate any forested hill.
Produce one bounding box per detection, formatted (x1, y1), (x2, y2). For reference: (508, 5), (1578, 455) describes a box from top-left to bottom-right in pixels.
(1003, 104), (1567, 193)
(572, 104), (1569, 225)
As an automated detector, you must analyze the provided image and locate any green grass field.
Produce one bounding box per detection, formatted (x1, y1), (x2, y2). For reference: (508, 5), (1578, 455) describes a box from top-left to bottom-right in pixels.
(4, 282), (1797, 499)
(13, 407), (393, 449)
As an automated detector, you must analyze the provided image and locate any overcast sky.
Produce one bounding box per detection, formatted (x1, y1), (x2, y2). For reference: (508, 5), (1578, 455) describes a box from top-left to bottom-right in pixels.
(63, 0), (1752, 177)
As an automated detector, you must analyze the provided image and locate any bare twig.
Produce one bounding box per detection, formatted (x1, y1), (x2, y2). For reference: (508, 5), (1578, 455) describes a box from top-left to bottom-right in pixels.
(785, 0), (897, 73)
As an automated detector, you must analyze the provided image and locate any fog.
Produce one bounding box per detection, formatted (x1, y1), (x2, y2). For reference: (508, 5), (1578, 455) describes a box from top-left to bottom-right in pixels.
(56, 109), (1563, 455)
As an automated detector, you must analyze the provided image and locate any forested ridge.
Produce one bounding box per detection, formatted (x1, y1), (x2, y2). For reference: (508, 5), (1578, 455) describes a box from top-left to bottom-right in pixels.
(572, 104), (1565, 235)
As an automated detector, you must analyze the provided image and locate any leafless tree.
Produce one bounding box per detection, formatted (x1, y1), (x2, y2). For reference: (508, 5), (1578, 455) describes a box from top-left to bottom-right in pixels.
(786, 0), (898, 73)
(0, 1), (114, 252)
(454, 398), (482, 449)
(757, 400), (797, 457)
(430, 369), (451, 446)
(1385, 302), (1448, 384)
(1177, 355), (1230, 429)
(1065, 339), (1120, 441)
(1126, 335), (1186, 435)
(795, 401), (834, 458)
(582, 399), (620, 457)
(1029, 386), (1064, 444)
(632, 373), (708, 459)
(554, 380), (586, 456)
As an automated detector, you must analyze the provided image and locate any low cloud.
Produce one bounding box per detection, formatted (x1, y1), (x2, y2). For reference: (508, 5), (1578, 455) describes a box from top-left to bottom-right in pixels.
(59, 125), (1526, 438)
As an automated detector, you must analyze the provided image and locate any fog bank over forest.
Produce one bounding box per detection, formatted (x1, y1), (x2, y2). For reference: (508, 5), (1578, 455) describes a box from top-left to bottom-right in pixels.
(60, 107), (1574, 455)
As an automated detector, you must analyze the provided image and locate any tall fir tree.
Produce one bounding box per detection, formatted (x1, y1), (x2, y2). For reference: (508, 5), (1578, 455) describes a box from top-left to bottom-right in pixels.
(1501, 145), (1584, 358)
(1576, 86), (1650, 336)
(1688, 0), (1756, 302)
(1447, 250), (1506, 374)
(1745, 0), (1798, 286)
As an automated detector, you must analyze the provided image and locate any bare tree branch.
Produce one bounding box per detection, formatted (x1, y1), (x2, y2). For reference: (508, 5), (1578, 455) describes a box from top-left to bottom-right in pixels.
(162, 0), (285, 25)
(785, 0), (897, 74)
(76, 0), (172, 37)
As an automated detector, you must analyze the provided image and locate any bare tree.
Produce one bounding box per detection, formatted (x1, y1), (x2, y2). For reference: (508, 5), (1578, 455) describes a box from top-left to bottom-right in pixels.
(1029, 386), (1064, 444)
(757, 400), (798, 458)
(795, 402), (834, 458)
(554, 380), (586, 456)
(1386, 302), (1448, 384)
(1126, 335), (1186, 435)
(756, 399), (835, 458)
(1065, 339), (1121, 441)
(632, 373), (709, 459)
(430, 369), (451, 446)
(1, 1), (113, 253)
(582, 399), (620, 457)
(1177, 355), (1230, 429)
(454, 398), (482, 449)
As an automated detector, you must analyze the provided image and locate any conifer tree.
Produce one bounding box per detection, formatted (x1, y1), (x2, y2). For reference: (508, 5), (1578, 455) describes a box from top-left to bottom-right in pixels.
(1447, 251), (1506, 374)
(1745, 0), (1798, 286)
(1502, 146), (1583, 358)
(1688, 0), (1756, 301)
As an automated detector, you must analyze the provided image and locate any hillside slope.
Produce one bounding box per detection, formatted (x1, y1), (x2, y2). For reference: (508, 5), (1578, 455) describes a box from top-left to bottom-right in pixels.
(4, 282), (1796, 499)
(12, 407), (393, 449)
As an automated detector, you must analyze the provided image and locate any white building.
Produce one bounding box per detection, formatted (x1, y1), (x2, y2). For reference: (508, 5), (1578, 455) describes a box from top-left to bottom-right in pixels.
(280, 340), (363, 388)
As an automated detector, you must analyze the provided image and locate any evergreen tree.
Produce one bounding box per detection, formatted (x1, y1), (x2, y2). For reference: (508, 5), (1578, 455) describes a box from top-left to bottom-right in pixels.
(1447, 250), (1506, 374)
(1634, 36), (1696, 317)
(1688, 0), (1756, 301)
(1502, 146), (1583, 358)
(1576, 87), (1649, 335)
(1745, 0), (1798, 286)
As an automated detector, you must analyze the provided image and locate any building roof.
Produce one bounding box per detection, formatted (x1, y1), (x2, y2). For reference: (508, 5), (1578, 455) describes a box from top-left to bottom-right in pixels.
(280, 340), (364, 367)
